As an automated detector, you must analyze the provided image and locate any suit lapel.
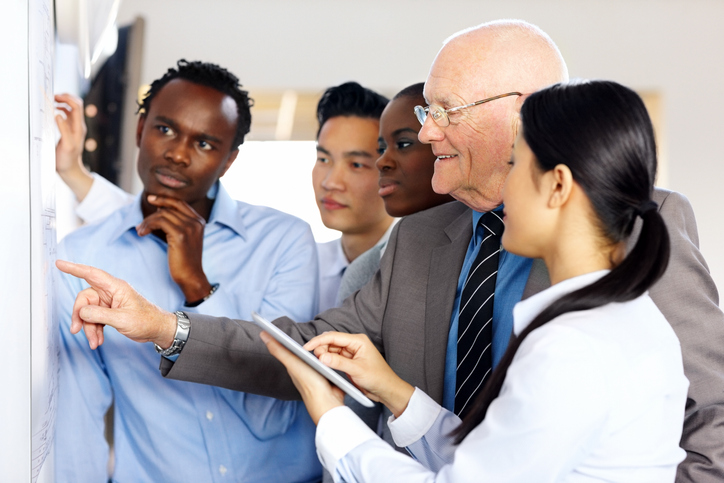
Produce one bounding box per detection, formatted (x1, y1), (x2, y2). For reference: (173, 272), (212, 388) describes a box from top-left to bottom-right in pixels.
(424, 206), (473, 402)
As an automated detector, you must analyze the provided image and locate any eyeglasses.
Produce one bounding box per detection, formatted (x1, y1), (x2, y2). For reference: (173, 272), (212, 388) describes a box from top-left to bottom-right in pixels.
(414, 92), (522, 127)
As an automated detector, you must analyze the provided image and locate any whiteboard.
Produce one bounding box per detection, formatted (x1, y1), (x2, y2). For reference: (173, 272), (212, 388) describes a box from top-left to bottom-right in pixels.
(0, 0), (57, 481)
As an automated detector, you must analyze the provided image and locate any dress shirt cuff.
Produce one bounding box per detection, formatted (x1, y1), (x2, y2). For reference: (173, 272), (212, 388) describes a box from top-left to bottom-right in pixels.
(316, 406), (380, 474)
(388, 387), (442, 447)
(76, 173), (133, 224)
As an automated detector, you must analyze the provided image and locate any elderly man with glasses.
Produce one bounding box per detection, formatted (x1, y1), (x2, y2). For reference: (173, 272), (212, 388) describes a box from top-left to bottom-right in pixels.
(59, 19), (724, 482)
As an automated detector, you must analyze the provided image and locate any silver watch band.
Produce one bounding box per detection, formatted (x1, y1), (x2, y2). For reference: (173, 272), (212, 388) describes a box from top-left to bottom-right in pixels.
(154, 311), (190, 357)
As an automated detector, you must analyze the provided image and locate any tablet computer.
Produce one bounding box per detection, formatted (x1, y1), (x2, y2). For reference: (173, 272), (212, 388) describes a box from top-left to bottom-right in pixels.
(251, 312), (375, 408)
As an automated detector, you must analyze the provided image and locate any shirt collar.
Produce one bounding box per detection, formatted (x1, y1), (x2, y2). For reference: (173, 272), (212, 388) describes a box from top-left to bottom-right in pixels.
(108, 181), (246, 243)
(512, 269), (610, 336)
(327, 238), (349, 277)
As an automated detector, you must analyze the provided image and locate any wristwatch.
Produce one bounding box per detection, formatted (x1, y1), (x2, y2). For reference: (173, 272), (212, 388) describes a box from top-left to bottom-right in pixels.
(154, 311), (191, 357)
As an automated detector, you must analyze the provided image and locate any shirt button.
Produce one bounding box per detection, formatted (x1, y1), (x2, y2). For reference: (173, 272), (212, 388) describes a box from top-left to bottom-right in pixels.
(206, 411), (214, 421)
(219, 465), (227, 476)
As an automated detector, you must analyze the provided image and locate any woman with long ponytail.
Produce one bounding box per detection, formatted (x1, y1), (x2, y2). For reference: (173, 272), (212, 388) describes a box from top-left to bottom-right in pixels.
(263, 80), (689, 482)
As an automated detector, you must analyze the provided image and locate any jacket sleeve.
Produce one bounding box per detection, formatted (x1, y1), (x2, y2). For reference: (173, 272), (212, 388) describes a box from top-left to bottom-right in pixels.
(159, 220), (405, 400)
(643, 189), (724, 482)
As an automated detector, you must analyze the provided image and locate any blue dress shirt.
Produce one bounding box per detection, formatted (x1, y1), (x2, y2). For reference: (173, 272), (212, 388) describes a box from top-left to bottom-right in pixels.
(55, 183), (322, 483)
(442, 209), (533, 411)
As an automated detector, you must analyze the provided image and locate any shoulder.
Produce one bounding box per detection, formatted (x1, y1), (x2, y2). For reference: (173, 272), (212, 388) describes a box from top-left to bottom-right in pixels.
(395, 201), (470, 236)
(232, 201), (312, 239)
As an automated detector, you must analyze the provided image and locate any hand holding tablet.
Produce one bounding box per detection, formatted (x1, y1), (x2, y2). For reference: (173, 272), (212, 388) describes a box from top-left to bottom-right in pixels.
(251, 312), (375, 408)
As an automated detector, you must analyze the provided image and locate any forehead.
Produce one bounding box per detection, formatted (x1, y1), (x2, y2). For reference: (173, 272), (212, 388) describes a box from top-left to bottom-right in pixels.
(317, 116), (379, 152)
(148, 79), (238, 132)
(424, 41), (494, 106)
(380, 96), (420, 131)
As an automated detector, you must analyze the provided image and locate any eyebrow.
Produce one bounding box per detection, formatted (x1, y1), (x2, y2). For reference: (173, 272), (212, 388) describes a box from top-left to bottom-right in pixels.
(155, 115), (224, 145)
(392, 127), (419, 137)
(344, 150), (375, 158)
(316, 146), (375, 158)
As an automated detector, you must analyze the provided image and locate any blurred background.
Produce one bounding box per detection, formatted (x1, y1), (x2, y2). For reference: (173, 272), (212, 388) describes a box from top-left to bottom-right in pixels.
(55, 0), (724, 293)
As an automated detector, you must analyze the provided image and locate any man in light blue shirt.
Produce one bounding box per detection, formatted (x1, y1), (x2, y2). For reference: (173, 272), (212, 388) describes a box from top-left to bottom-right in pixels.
(55, 60), (322, 482)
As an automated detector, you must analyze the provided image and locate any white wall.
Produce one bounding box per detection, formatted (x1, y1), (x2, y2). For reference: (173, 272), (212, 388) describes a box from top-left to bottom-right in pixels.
(117, 0), (724, 294)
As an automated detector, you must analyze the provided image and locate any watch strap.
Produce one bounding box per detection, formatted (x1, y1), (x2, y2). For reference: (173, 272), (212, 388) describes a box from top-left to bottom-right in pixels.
(154, 311), (191, 357)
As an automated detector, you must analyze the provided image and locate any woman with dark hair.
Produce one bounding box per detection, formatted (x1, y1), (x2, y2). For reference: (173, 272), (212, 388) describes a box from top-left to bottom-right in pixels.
(263, 80), (689, 482)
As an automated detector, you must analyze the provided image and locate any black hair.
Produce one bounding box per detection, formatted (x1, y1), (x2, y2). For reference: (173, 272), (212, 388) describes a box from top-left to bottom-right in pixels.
(316, 81), (389, 137)
(138, 59), (253, 150)
(453, 80), (670, 443)
(393, 82), (425, 101)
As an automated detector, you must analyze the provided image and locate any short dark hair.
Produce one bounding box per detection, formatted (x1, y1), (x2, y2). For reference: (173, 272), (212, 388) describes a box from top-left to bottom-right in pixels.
(316, 81), (389, 137)
(138, 59), (253, 150)
(393, 82), (425, 101)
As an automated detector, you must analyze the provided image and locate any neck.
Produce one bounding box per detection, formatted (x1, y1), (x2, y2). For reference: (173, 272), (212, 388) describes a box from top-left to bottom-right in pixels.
(542, 222), (621, 286)
(340, 218), (393, 263)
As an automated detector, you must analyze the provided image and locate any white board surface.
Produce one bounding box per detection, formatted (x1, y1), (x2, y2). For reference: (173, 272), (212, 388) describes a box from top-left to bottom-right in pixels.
(0, 0), (58, 480)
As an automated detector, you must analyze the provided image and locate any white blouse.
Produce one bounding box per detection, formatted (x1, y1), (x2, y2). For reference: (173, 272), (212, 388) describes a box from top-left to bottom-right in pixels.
(316, 270), (689, 482)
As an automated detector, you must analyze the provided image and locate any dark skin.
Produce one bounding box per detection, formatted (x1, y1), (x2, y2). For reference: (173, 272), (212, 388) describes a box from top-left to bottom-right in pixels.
(134, 79), (240, 303)
(376, 95), (454, 217)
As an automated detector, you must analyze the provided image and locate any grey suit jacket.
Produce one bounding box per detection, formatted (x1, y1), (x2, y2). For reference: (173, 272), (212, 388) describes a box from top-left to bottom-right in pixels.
(162, 188), (724, 482)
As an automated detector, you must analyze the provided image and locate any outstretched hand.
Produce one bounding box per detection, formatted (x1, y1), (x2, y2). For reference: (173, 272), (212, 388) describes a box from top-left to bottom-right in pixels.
(260, 331), (345, 424)
(304, 332), (415, 418)
(56, 260), (176, 350)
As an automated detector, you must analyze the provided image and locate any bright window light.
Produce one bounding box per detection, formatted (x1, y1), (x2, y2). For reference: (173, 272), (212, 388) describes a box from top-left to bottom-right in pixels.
(221, 140), (340, 243)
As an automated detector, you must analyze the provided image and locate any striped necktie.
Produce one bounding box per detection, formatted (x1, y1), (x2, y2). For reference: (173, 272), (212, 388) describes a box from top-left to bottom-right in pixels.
(455, 211), (504, 418)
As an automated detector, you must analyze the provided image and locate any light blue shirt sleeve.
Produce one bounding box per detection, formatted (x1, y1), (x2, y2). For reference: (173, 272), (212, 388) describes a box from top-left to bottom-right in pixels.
(442, 209), (533, 411)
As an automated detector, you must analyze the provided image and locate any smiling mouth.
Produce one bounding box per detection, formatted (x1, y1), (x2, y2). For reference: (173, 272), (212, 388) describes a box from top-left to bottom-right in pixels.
(154, 169), (189, 189)
(435, 154), (457, 162)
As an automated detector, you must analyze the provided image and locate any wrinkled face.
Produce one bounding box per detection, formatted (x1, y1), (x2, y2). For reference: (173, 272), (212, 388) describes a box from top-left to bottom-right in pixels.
(136, 79), (239, 213)
(501, 133), (551, 259)
(312, 116), (389, 234)
(419, 46), (519, 212)
(376, 96), (451, 217)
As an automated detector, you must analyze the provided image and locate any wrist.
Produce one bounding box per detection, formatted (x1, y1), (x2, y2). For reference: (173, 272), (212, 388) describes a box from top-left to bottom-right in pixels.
(184, 282), (219, 307)
(383, 380), (415, 419)
(179, 277), (213, 304)
(155, 311), (178, 349)
(58, 162), (93, 201)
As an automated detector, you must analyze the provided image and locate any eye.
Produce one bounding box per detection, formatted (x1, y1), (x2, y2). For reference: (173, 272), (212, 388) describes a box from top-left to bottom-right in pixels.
(396, 140), (413, 150)
(377, 142), (387, 156)
(316, 157), (329, 164)
(198, 140), (214, 151)
(351, 162), (364, 169)
(157, 125), (174, 135)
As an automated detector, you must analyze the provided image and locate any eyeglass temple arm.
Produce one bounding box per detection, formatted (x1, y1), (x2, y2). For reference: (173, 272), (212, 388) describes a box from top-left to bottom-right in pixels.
(450, 92), (523, 112)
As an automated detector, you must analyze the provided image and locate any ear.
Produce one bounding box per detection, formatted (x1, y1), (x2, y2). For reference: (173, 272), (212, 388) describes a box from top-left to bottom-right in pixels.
(510, 94), (529, 138)
(546, 164), (574, 209)
(218, 149), (239, 178)
(136, 115), (146, 147)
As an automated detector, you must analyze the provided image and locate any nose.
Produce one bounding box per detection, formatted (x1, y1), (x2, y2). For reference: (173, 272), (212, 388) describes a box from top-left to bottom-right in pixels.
(376, 149), (395, 173)
(418, 115), (444, 144)
(321, 163), (345, 191)
(165, 137), (191, 166)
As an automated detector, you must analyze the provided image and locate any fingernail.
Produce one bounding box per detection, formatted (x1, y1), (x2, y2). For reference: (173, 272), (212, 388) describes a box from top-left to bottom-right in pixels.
(321, 354), (331, 365)
(147, 195), (156, 201)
